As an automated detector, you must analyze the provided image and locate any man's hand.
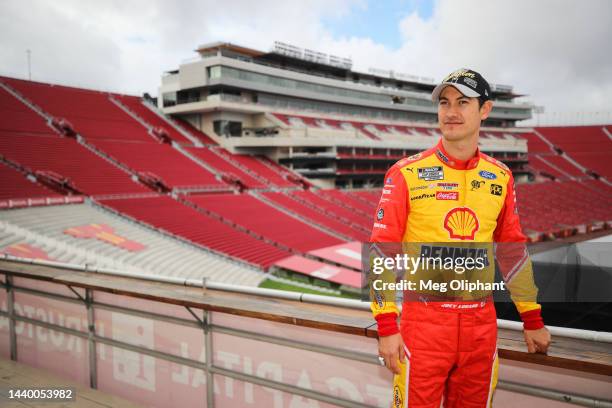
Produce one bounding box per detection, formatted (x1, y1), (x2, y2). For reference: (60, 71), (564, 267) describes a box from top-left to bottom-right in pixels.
(378, 333), (404, 374)
(524, 327), (551, 354)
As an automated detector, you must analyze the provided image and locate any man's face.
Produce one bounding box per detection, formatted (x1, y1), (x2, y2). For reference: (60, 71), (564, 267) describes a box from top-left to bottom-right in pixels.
(437, 86), (492, 142)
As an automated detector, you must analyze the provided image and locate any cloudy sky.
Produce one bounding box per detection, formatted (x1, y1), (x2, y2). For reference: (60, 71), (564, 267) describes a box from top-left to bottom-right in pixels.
(1, 0), (611, 125)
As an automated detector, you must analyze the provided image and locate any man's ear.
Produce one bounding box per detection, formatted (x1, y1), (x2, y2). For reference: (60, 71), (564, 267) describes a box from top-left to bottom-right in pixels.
(480, 100), (493, 120)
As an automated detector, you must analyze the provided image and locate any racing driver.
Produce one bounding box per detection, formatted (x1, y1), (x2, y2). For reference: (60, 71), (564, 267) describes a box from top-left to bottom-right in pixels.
(370, 68), (551, 407)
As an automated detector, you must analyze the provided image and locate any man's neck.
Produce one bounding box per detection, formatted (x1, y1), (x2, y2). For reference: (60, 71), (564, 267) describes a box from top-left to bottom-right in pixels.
(441, 137), (479, 161)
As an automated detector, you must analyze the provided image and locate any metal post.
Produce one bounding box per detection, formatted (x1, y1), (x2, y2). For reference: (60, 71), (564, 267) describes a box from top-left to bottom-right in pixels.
(86, 289), (97, 389)
(204, 310), (214, 408)
(6, 275), (16, 361)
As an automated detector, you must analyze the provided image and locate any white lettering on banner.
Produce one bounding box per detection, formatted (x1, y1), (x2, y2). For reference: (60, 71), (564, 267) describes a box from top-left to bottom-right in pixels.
(66, 316), (83, 353)
(256, 362), (283, 408)
(290, 370), (319, 408)
(23, 305), (36, 337)
(35, 307), (47, 342)
(172, 342), (190, 385)
(48, 312), (66, 349)
(192, 364), (207, 388)
(2, 301), (88, 354)
(243, 357), (254, 404)
(326, 377), (365, 402)
(51, 322), (64, 348)
(218, 351), (240, 398)
(97, 323), (106, 360)
(170, 341), (208, 389)
(366, 384), (392, 406)
(112, 313), (155, 391)
(1, 298), (393, 407)
(192, 346), (208, 388)
(14, 303), (24, 335)
(168, 342), (378, 406)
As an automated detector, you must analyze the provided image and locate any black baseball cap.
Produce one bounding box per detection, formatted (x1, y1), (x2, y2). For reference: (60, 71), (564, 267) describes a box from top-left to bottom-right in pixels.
(431, 68), (491, 102)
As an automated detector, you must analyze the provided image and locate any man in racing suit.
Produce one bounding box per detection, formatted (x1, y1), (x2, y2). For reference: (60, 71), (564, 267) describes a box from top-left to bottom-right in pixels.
(370, 68), (551, 407)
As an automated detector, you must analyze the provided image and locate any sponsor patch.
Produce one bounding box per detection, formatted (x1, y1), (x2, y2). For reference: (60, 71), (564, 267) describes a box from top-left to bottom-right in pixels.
(410, 184), (431, 191)
(437, 182), (459, 190)
(470, 180), (485, 191)
(418, 166), (444, 181)
(373, 222), (387, 229)
(479, 170), (497, 180)
(386, 177), (393, 184)
(436, 191), (458, 200)
(436, 149), (449, 164)
(490, 184), (503, 196)
(393, 385), (403, 408)
(444, 207), (480, 240)
(407, 153), (422, 161)
(372, 288), (385, 309)
(377, 208), (384, 220)
(410, 193), (435, 201)
(382, 189), (392, 195)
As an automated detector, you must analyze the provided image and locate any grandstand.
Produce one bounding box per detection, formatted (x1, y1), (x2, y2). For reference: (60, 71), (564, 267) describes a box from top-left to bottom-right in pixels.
(1, 60), (611, 284)
(0, 40), (611, 408)
(0, 203), (263, 285)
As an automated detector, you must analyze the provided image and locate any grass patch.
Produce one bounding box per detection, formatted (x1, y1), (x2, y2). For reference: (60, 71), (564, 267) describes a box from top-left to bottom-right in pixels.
(259, 279), (360, 299)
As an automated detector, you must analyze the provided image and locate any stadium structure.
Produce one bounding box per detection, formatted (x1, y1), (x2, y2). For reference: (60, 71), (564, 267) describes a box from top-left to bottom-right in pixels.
(0, 41), (610, 407)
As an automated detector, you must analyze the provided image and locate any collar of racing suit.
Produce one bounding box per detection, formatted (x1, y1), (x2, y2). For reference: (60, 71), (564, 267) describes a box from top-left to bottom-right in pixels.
(435, 139), (481, 170)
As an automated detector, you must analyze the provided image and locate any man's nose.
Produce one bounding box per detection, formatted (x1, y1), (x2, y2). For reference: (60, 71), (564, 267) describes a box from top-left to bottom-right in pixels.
(445, 105), (461, 119)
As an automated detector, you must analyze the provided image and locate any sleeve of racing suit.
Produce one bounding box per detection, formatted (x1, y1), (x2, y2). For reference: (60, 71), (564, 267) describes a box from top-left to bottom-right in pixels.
(369, 164), (408, 336)
(494, 173), (544, 330)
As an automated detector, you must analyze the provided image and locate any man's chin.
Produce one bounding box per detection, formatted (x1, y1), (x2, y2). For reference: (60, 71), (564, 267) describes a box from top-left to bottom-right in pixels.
(441, 132), (465, 141)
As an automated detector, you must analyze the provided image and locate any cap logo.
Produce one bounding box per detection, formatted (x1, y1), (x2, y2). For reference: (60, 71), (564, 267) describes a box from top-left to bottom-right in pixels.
(443, 68), (476, 82)
(464, 77), (477, 88)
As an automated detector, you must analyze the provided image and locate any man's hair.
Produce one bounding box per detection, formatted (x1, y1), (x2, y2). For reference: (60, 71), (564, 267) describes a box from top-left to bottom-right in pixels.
(478, 97), (487, 109)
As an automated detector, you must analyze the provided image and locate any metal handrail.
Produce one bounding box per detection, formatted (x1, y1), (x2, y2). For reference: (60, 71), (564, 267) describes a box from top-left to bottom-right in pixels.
(2, 254), (611, 343)
(1, 263), (611, 407)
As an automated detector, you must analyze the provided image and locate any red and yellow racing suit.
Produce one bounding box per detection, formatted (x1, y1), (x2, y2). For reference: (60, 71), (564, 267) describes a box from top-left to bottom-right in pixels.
(370, 140), (543, 408)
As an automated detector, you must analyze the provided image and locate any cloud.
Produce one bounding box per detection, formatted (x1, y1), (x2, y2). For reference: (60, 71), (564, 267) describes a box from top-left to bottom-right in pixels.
(391, 0), (612, 121)
(1, 0), (610, 124)
(0, 0), (359, 95)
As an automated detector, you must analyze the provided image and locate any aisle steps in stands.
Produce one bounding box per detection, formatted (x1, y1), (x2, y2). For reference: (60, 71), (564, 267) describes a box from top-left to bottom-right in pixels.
(108, 96), (160, 143)
(261, 191), (368, 242)
(171, 117), (217, 145)
(137, 99), (202, 146)
(252, 192), (352, 241)
(0, 80), (52, 123)
(186, 193), (344, 253)
(208, 147), (271, 187)
(318, 189), (372, 219)
(185, 147), (266, 190)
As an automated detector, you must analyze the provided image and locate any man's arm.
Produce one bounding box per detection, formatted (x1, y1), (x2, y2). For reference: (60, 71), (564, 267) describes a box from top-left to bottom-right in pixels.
(370, 164), (408, 373)
(494, 173), (551, 353)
